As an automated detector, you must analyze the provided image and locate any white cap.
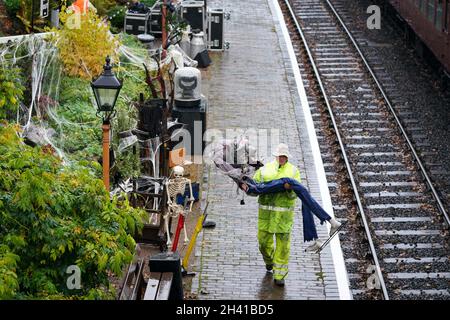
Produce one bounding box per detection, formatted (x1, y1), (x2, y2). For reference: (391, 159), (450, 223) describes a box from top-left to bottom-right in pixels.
(272, 143), (291, 158)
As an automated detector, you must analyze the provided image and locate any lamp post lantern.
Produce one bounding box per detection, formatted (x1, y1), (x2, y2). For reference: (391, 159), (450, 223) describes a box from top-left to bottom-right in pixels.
(91, 56), (122, 191)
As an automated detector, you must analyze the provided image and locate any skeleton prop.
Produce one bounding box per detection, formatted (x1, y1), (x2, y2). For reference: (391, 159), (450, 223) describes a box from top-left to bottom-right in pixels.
(209, 138), (342, 244)
(164, 166), (195, 247)
(206, 137), (264, 204)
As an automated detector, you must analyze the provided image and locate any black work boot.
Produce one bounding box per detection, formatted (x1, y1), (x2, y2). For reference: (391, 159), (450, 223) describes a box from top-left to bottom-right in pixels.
(203, 221), (216, 229)
(274, 279), (285, 287)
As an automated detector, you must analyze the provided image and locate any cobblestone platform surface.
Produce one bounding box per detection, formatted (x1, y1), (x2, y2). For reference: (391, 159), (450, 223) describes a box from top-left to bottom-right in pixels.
(190, 0), (350, 300)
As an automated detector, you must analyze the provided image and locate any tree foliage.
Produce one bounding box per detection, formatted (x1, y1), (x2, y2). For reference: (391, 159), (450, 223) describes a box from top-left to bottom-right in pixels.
(0, 64), (25, 120)
(90, 0), (117, 17)
(52, 7), (120, 80)
(107, 5), (127, 32)
(16, 0), (47, 32)
(0, 124), (146, 299)
(4, 0), (21, 16)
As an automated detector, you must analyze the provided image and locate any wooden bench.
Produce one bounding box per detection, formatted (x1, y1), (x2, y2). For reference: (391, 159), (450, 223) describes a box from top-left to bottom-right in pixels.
(143, 251), (183, 300)
(119, 250), (182, 300)
(143, 272), (174, 300)
(118, 258), (146, 300)
(119, 259), (175, 300)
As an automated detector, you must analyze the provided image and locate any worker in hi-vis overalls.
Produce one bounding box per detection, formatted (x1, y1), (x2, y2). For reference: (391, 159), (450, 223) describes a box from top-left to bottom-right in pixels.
(253, 143), (301, 287)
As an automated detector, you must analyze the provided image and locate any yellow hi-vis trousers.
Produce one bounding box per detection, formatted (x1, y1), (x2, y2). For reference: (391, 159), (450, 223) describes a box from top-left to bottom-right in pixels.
(257, 230), (291, 280)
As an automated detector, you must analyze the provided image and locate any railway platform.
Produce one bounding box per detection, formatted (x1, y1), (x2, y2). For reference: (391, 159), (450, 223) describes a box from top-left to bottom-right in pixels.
(189, 0), (351, 300)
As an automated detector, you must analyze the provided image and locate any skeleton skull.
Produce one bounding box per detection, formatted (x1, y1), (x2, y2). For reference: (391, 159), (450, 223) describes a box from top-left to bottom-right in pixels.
(173, 165), (184, 177)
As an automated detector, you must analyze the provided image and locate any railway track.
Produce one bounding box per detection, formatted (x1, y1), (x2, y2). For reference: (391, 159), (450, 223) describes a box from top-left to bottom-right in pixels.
(279, 0), (450, 300)
(329, 0), (450, 226)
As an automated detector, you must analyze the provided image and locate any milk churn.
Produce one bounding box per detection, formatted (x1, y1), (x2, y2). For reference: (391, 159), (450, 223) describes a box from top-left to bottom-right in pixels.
(190, 31), (206, 59)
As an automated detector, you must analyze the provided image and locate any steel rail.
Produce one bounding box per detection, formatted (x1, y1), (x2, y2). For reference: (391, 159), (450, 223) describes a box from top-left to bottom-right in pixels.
(325, 0), (449, 227)
(282, 0), (390, 300)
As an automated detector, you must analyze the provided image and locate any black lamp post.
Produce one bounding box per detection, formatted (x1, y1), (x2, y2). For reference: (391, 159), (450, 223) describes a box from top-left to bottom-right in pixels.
(31, 0), (34, 33)
(91, 56), (122, 191)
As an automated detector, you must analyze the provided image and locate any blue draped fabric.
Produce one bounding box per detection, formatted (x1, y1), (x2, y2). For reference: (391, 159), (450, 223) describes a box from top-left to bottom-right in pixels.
(244, 177), (331, 241)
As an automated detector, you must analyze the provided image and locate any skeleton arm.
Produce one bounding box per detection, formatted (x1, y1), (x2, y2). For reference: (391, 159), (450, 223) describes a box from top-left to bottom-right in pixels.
(165, 180), (173, 206)
(187, 179), (195, 212)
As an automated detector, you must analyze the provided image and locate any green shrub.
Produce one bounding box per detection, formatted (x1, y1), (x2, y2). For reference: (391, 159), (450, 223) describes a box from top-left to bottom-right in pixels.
(4, 0), (21, 16)
(17, 0), (48, 32)
(0, 64), (25, 120)
(50, 0), (64, 10)
(0, 124), (146, 299)
(90, 0), (116, 16)
(58, 76), (92, 104)
(107, 5), (126, 31)
(140, 0), (158, 8)
(53, 8), (120, 80)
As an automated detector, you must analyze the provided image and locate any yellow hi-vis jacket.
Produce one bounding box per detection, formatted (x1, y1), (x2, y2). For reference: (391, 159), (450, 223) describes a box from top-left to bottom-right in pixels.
(253, 160), (301, 233)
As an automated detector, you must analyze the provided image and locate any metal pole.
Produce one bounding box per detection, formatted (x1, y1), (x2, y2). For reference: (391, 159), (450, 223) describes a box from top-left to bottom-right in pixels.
(171, 215), (184, 252)
(162, 0), (167, 49)
(182, 202), (209, 272)
(31, 0), (35, 33)
(182, 213), (205, 270)
(102, 120), (111, 191)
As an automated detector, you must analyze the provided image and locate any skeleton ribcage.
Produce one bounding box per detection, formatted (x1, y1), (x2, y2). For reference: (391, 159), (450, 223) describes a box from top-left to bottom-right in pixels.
(166, 178), (188, 217)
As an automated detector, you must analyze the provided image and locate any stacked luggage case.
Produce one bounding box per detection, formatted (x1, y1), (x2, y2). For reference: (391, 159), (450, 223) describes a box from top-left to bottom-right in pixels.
(124, 1), (227, 51)
(180, 1), (206, 34)
(124, 11), (150, 35)
(207, 8), (225, 51)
